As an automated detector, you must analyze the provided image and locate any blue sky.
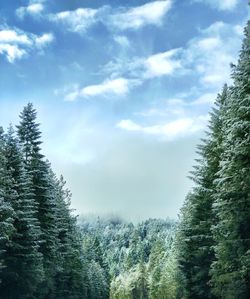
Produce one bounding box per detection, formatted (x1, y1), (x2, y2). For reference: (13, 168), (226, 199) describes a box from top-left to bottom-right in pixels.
(0, 0), (248, 221)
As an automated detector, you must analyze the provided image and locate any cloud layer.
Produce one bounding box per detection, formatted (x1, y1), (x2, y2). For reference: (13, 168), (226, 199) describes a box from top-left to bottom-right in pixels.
(48, 1), (173, 33)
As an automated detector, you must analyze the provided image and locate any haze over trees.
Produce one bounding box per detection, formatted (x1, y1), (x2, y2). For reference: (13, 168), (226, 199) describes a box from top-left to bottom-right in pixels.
(0, 103), (177, 299)
(0, 17), (249, 299)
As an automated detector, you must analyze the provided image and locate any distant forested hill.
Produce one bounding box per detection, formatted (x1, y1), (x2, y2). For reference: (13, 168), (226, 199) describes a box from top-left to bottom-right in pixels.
(79, 216), (177, 299)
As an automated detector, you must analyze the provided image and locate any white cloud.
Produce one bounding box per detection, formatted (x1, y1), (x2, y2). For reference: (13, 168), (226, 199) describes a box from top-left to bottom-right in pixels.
(49, 1), (172, 33)
(65, 78), (131, 100)
(197, 36), (221, 50)
(16, 3), (44, 19)
(135, 91), (218, 120)
(117, 119), (142, 131)
(110, 0), (172, 30)
(194, 0), (239, 11)
(144, 49), (182, 78)
(51, 8), (99, 33)
(101, 19), (243, 96)
(0, 44), (26, 63)
(83, 78), (129, 96)
(182, 21), (243, 88)
(0, 27), (54, 63)
(35, 33), (54, 48)
(114, 35), (130, 48)
(102, 48), (182, 81)
(0, 29), (31, 45)
(117, 116), (208, 140)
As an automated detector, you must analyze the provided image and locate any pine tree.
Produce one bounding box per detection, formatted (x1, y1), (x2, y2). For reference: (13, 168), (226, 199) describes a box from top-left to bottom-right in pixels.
(0, 126), (44, 298)
(176, 86), (229, 298)
(210, 21), (250, 298)
(17, 103), (59, 297)
(52, 173), (87, 299)
(137, 258), (148, 299)
(0, 127), (14, 282)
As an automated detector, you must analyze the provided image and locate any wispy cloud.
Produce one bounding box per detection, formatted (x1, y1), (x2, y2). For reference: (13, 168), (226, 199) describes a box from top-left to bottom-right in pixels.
(144, 49), (182, 78)
(194, 0), (239, 11)
(102, 48), (182, 81)
(63, 48), (181, 99)
(49, 1), (172, 33)
(60, 19), (243, 102)
(110, 0), (173, 30)
(183, 21), (243, 87)
(102, 20), (243, 92)
(0, 27), (54, 63)
(113, 35), (130, 48)
(16, 2), (44, 19)
(50, 8), (100, 33)
(136, 91), (218, 119)
(117, 115), (208, 140)
(65, 78), (133, 101)
(35, 33), (54, 48)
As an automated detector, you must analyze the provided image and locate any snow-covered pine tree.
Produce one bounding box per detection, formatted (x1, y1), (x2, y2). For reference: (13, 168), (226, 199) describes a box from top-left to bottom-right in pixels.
(176, 86), (229, 298)
(210, 21), (250, 298)
(0, 127), (14, 283)
(16, 103), (59, 296)
(0, 126), (44, 298)
(51, 173), (87, 299)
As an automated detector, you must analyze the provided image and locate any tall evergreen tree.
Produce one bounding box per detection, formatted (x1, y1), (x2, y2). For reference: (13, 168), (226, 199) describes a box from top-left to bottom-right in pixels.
(0, 126), (44, 298)
(210, 21), (250, 298)
(176, 85), (229, 298)
(52, 173), (87, 298)
(0, 127), (14, 282)
(17, 103), (59, 297)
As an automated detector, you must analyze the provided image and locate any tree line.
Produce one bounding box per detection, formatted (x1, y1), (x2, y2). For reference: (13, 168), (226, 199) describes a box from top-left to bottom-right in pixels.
(175, 20), (250, 298)
(0, 104), (92, 298)
(79, 216), (177, 299)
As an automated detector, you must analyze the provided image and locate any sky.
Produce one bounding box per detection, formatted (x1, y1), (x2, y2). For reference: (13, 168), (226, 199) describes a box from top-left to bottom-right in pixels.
(0, 0), (248, 221)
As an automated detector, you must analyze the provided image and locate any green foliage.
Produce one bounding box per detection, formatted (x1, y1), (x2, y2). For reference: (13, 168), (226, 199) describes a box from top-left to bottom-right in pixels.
(176, 20), (250, 299)
(0, 105), (87, 298)
(80, 216), (177, 299)
(0, 126), (44, 298)
(210, 21), (250, 298)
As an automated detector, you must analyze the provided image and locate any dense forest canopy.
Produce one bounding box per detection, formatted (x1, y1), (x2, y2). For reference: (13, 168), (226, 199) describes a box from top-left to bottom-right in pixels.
(0, 6), (249, 299)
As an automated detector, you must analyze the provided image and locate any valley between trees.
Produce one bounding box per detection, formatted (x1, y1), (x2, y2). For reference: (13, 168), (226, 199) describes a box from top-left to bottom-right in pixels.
(0, 18), (249, 299)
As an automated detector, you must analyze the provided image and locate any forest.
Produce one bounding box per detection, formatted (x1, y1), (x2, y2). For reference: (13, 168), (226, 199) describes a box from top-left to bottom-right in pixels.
(0, 16), (249, 299)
